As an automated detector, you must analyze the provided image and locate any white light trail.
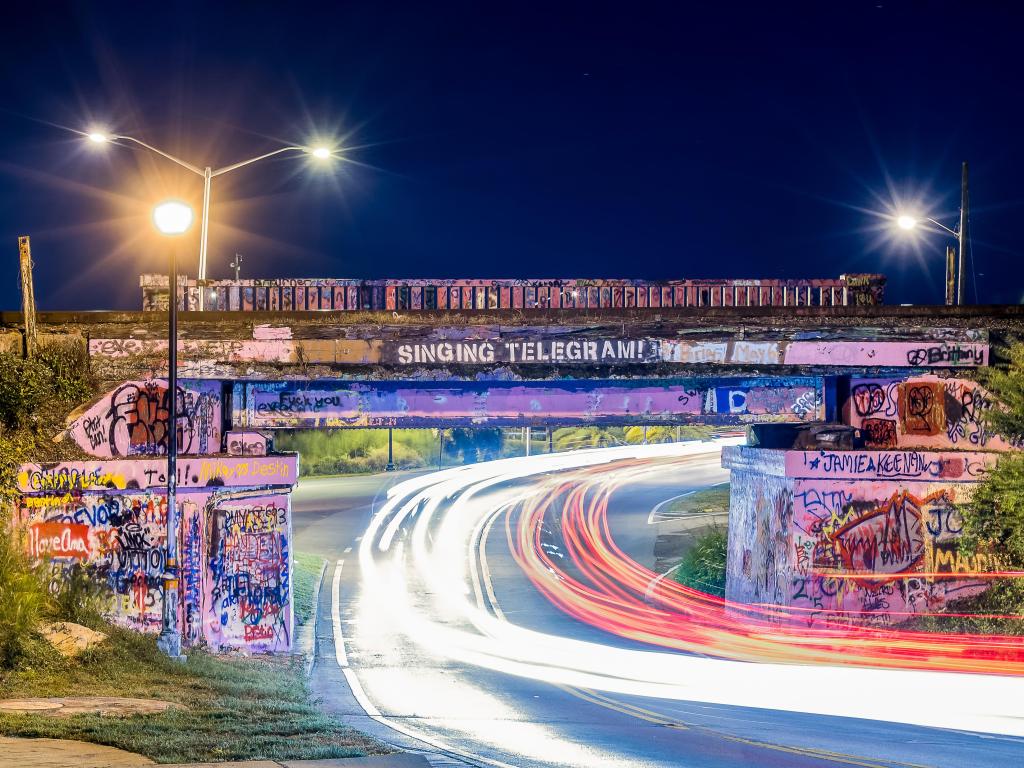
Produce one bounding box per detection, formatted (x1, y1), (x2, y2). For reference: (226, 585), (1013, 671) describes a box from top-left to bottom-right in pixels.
(353, 441), (1024, 739)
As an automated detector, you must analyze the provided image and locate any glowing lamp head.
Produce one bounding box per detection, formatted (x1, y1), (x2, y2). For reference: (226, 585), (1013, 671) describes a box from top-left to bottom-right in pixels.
(153, 200), (194, 235)
(896, 215), (917, 231)
(87, 132), (109, 144)
(311, 146), (332, 160)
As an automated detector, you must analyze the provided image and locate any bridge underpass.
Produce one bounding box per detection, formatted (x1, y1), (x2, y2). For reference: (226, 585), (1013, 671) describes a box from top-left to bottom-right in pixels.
(8, 303), (1011, 659)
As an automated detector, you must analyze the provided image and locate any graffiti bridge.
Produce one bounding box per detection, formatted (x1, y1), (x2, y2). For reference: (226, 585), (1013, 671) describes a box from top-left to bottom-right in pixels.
(1, 292), (1015, 455)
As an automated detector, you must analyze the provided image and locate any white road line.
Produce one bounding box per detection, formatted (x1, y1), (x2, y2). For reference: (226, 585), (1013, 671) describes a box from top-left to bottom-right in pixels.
(343, 546), (353, 554)
(331, 560), (349, 667)
(330, 549), (514, 767)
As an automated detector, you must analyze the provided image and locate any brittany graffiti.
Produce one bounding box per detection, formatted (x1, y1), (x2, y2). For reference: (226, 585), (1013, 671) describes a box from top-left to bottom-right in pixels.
(235, 378), (824, 428)
(845, 375), (1016, 451)
(67, 379), (222, 458)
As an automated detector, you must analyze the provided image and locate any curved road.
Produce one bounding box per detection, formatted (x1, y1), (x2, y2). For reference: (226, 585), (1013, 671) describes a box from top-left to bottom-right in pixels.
(293, 445), (1024, 768)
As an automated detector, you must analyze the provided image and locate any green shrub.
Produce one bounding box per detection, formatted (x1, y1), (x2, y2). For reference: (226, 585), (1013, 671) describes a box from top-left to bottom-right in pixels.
(671, 527), (728, 597)
(47, 563), (110, 628)
(0, 527), (50, 668)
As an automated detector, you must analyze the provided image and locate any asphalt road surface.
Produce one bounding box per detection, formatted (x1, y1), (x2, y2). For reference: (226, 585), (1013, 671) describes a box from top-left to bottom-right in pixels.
(294, 447), (1024, 768)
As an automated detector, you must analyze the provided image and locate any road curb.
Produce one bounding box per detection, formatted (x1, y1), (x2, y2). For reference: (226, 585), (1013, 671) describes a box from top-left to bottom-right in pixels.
(303, 558), (328, 678)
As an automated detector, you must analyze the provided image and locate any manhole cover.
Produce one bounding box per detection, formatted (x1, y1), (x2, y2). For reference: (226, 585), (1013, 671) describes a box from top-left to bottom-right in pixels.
(0, 700), (63, 711)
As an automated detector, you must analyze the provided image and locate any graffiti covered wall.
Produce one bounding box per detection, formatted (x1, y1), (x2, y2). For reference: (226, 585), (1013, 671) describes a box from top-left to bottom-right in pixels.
(15, 455), (297, 652)
(233, 377), (824, 428)
(723, 446), (1002, 627)
(67, 379), (222, 458)
(845, 375), (1015, 451)
(725, 466), (795, 607)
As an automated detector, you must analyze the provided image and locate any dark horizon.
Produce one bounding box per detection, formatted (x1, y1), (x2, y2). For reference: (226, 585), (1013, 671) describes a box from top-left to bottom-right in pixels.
(2, 1), (1023, 311)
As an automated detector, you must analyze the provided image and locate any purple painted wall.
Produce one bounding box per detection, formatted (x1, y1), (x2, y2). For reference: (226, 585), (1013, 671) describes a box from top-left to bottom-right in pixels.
(232, 378), (824, 428)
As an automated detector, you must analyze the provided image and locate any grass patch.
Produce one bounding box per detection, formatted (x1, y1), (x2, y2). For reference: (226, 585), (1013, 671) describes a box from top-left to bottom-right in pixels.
(293, 552), (326, 628)
(671, 526), (728, 598)
(0, 627), (389, 763)
(663, 483), (730, 516)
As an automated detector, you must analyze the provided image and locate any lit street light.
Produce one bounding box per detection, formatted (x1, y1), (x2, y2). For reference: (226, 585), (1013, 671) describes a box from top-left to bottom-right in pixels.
(86, 130), (336, 308)
(894, 161), (969, 306)
(153, 199), (193, 661)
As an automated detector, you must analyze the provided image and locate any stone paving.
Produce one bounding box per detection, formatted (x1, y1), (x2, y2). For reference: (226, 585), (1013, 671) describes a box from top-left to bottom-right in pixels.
(0, 736), (431, 768)
(0, 696), (176, 717)
(0, 736), (153, 767)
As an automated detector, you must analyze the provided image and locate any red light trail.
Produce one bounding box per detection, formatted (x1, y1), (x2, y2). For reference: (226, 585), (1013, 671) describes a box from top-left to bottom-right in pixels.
(506, 456), (1024, 676)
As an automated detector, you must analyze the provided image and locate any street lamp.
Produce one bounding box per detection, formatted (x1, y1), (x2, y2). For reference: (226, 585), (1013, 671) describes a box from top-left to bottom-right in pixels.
(153, 199), (193, 661)
(86, 129), (336, 308)
(894, 162), (969, 305)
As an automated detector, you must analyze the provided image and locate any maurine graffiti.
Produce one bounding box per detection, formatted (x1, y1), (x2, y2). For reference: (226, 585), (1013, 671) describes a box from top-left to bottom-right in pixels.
(845, 375), (1016, 451)
(15, 456), (296, 652)
(67, 379), (222, 458)
(724, 446), (1003, 627)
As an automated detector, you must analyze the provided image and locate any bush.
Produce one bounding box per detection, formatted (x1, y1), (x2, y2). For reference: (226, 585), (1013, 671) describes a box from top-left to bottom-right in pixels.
(671, 527), (728, 597)
(0, 527), (50, 668)
(0, 340), (97, 666)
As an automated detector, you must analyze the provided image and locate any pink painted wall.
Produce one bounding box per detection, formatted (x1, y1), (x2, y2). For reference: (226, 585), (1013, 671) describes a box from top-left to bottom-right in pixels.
(67, 379), (222, 458)
(844, 375), (1016, 451)
(17, 455), (298, 493)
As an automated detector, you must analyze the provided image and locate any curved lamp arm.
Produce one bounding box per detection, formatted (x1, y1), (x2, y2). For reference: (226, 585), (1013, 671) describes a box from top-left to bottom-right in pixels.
(211, 146), (309, 177)
(111, 135), (205, 176)
(925, 217), (959, 238)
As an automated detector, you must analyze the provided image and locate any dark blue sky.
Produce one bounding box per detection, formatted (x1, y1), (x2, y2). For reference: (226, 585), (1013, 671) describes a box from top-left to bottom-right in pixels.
(2, 1), (1022, 310)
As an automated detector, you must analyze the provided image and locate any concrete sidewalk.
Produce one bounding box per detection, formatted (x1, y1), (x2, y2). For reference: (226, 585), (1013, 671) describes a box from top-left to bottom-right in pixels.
(0, 736), (429, 768)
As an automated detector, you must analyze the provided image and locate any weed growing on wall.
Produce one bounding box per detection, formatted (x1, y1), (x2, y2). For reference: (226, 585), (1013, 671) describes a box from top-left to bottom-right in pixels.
(0, 340), (96, 495)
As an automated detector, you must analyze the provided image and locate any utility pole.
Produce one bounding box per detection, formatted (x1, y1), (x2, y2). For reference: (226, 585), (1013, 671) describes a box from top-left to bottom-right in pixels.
(17, 236), (37, 357)
(945, 245), (956, 306)
(957, 161), (969, 305)
(229, 253), (243, 282)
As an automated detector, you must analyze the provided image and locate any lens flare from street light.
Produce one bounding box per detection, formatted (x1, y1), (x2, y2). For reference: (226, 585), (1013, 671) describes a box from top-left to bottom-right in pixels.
(311, 146), (332, 160)
(87, 132), (109, 144)
(153, 200), (194, 235)
(897, 215), (917, 231)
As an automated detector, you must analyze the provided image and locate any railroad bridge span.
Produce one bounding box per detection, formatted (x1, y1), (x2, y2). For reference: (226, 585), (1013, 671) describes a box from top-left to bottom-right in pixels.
(0, 303), (1017, 456)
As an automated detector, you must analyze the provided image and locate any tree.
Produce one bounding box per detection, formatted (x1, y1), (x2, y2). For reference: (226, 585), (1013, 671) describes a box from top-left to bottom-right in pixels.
(948, 345), (1024, 632)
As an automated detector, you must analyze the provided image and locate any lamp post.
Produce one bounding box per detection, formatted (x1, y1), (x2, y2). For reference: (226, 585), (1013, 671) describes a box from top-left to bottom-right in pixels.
(895, 161), (969, 305)
(153, 199), (194, 661)
(86, 131), (335, 308)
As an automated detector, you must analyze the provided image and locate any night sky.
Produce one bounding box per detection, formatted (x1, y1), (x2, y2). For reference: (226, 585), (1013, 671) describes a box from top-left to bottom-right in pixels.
(2, 1), (1022, 311)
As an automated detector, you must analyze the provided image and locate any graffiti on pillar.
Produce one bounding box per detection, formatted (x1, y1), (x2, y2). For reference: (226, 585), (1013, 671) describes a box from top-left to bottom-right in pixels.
(206, 496), (292, 652)
(847, 376), (1015, 451)
(17, 493), (170, 632)
(67, 379), (222, 458)
(787, 480), (998, 626)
